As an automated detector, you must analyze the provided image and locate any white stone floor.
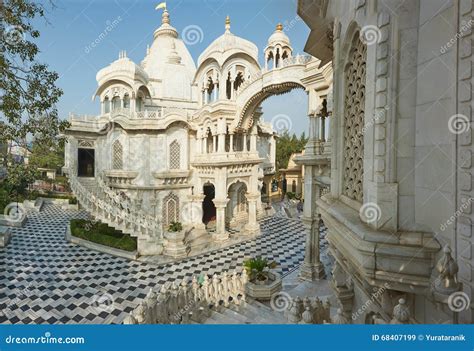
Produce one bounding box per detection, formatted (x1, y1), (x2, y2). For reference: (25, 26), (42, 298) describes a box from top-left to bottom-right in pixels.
(0, 204), (330, 324)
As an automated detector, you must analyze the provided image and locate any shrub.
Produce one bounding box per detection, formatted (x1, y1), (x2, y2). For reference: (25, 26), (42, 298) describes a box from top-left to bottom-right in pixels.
(70, 219), (137, 252)
(168, 221), (183, 232)
(243, 256), (278, 282)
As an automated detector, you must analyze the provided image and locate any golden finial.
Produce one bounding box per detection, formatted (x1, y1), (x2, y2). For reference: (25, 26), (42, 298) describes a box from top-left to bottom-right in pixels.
(276, 23), (283, 31)
(225, 15), (231, 33)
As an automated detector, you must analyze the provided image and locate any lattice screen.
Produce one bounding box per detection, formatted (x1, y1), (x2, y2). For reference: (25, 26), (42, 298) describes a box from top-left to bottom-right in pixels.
(169, 140), (181, 170)
(163, 193), (179, 228)
(237, 187), (248, 212)
(342, 33), (366, 202)
(112, 140), (123, 170)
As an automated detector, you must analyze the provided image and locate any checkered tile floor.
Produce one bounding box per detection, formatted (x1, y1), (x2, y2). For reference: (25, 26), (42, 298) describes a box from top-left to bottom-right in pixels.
(0, 205), (324, 324)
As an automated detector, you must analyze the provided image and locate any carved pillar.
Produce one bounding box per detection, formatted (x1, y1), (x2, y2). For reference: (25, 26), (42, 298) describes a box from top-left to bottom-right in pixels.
(229, 134), (234, 152)
(243, 134), (248, 152)
(212, 135), (217, 153)
(213, 198), (229, 241)
(244, 192), (260, 235)
(299, 163), (325, 281)
(250, 127), (257, 152)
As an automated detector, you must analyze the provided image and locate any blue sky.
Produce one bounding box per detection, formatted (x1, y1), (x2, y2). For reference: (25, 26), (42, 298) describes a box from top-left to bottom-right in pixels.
(34, 0), (309, 135)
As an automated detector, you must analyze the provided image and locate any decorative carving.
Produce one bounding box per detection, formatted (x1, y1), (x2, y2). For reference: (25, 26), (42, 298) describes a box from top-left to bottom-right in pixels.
(78, 140), (94, 148)
(112, 140), (123, 170)
(390, 298), (410, 324)
(434, 245), (460, 295)
(342, 33), (366, 202)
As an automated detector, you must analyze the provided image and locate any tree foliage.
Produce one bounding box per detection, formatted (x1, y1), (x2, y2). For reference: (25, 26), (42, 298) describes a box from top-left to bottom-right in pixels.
(275, 131), (308, 174)
(29, 138), (64, 171)
(0, 0), (67, 150)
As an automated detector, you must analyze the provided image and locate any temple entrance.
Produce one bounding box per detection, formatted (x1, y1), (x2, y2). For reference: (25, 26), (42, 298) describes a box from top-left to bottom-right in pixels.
(77, 148), (95, 177)
(226, 181), (248, 230)
(202, 183), (216, 224)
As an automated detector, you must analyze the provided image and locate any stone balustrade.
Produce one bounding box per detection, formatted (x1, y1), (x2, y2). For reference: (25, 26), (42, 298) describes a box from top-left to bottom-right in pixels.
(236, 55), (312, 95)
(68, 161), (163, 242)
(286, 296), (331, 324)
(123, 270), (249, 324)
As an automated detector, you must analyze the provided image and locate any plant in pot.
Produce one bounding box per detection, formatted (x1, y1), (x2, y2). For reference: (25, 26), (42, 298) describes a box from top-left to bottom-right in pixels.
(243, 256), (278, 285)
(243, 256), (282, 300)
(163, 221), (189, 258)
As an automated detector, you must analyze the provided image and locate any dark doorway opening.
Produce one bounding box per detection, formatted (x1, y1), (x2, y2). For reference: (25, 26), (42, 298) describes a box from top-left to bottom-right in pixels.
(78, 148), (95, 177)
(202, 183), (216, 224)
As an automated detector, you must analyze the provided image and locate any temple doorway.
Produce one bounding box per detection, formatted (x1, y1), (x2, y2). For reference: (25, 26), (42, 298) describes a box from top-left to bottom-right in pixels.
(202, 183), (216, 224)
(77, 148), (95, 177)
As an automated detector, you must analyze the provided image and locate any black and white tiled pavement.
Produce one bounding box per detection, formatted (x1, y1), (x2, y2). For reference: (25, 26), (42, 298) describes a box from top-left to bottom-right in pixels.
(0, 204), (320, 324)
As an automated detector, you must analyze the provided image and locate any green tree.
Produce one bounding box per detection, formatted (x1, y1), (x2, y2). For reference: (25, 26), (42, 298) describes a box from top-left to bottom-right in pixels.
(29, 138), (64, 171)
(0, 0), (67, 155)
(275, 131), (308, 174)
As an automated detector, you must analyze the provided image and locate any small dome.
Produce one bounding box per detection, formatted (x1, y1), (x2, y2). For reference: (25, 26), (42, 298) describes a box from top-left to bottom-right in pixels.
(267, 23), (291, 47)
(198, 16), (258, 67)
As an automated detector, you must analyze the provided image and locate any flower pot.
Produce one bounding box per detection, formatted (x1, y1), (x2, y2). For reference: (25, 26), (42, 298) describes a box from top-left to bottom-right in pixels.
(163, 230), (189, 258)
(245, 271), (282, 300)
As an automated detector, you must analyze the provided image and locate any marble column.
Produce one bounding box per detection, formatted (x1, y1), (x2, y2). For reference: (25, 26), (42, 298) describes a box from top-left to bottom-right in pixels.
(297, 111), (326, 281)
(244, 192), (260, 235)
(213, 198), (229, 241)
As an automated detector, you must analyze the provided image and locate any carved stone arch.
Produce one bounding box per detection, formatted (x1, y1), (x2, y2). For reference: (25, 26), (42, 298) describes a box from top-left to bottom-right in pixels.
(162, 192), (180, 228)
(226, 178), (250, 192)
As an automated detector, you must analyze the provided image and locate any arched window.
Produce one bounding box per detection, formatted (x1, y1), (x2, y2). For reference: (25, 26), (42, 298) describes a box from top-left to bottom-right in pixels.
(112, 140), (123, 170)
(104, 97), (110, 114)
(112, 96), (121, 111)
(163, 193), (179, 228)
(237, 186), (248, 212)
(136, 96), (143, 111)
(169, 139), (181, 169)
(275, 48), (281, 68)
(123, 94), (130, 109)
(267, 51), (274, 69)
(226, 72), (232, 99)
(233, 72), (244, 91)
(342, 32), (366, 203)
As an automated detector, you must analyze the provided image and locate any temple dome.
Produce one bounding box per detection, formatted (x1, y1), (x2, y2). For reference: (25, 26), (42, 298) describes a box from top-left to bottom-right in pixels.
(141, 9), (196, 100)
(267, 23), (291, 47)
(198, 16), (259, 67)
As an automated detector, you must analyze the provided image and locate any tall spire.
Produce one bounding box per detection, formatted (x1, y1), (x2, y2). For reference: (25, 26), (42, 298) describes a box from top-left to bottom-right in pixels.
(162, 9), (170, 25)
(225, 15), (231, 33)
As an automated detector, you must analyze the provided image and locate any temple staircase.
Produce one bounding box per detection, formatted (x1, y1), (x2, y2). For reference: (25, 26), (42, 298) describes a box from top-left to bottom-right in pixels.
(67, 161), (162, 247)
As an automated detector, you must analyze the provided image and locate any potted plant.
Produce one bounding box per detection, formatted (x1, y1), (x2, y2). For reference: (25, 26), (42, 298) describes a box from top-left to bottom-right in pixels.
(243, 256), (282, 300)
(163, 221), (189, 258)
